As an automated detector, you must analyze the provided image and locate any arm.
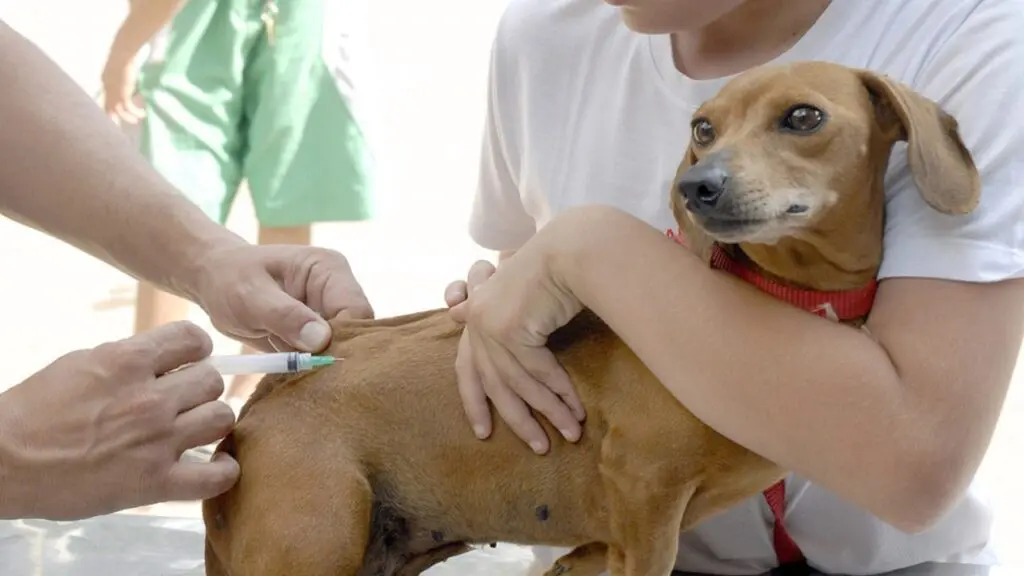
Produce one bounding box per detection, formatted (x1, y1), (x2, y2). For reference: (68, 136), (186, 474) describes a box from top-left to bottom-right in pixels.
(0, 23), (244, 300)
(106, 0), (184, 65)
(466, 11), (537, 255)
(554, 206), (1022, 532)
(551, 12), (1024, 531)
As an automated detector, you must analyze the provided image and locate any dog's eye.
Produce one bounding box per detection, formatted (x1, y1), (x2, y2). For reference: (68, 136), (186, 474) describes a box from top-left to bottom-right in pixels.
(691, 118), (716, 147)
(781, 105), (826, 133)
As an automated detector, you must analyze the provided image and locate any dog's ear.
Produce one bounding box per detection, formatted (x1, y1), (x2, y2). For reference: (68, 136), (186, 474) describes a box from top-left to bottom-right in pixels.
(859, 71), (980, 215)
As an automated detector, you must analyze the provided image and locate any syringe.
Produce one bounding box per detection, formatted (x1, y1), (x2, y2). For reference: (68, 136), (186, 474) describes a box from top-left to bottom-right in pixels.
(201, 352), (337, 375)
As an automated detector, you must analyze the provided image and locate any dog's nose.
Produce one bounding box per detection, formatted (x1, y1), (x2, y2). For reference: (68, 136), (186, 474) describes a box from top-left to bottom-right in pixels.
(676, 164), (729, 209)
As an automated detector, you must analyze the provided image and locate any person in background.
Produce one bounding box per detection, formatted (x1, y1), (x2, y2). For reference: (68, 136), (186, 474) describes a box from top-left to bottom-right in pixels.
(445, 0), (1024, 573)
(0, 21), (372, 519)
(100, 0), (375, 403)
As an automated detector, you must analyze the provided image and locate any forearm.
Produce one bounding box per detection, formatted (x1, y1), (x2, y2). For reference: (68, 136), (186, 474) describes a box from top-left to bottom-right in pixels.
(0, 23), (245, 298)
(107, 0), (183, 63)
(550, 206), (972, 530)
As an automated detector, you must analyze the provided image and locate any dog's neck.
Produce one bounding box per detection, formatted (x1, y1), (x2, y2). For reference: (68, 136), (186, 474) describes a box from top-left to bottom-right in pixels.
(673, 169), (886, 324)
(732, 232), (880, 293)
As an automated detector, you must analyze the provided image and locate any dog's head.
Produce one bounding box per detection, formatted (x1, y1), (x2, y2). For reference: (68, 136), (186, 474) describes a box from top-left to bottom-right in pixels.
(670, 61), (980, 287)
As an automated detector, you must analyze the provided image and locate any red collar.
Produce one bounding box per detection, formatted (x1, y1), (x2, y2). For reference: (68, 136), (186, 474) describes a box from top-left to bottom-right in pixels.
(666, 229), (877, 322)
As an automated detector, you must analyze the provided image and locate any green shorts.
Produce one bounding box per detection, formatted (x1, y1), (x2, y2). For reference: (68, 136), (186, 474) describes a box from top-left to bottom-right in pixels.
(138, 0), (374, 227)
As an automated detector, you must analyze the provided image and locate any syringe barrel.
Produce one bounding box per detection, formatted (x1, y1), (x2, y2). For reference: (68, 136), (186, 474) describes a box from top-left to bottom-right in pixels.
(203, 352), (310, 375)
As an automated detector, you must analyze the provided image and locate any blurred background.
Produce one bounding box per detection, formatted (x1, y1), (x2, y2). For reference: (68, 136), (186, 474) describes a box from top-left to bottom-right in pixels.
(0, 0), (1020, 572)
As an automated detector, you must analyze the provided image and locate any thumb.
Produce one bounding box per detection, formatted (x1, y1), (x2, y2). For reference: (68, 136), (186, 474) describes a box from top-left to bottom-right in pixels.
(242, 287), (332, 352)
(449, 300), (470, 324)
(444, 280), (468, 309)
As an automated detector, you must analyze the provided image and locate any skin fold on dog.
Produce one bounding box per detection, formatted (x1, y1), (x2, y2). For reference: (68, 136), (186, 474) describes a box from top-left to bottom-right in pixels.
(202, 61), (980, 576)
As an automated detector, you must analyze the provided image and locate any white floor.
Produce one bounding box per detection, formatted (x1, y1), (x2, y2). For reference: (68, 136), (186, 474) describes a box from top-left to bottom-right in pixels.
(0, 1), (1021, 573)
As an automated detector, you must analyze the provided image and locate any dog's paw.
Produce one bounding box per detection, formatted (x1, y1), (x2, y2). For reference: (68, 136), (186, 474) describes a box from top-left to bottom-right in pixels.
(543, 562), (571, 576)
(543, 543), (608, 576)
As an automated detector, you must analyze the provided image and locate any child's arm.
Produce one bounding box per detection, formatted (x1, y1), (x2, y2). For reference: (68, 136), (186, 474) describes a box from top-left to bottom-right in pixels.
(100, 0), (184, 123)
(107, 0), (184, 63)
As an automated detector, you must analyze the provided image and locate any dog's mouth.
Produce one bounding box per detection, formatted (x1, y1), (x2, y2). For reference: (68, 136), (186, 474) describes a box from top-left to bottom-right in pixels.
(694, 214), (770, 235)
(700, 215), (767, 231)
(688, 213), (788, 244)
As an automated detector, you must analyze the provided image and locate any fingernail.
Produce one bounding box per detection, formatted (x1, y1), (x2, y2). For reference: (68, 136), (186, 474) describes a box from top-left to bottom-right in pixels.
(298, 321), (331, 351)
(561, 428), (579, 442)
(530, 441), (547, 454)
(473, 425), (488, 439)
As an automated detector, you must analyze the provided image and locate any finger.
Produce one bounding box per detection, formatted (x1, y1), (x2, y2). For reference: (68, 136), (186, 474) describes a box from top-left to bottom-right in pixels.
(501, 351), (582, 443)
(133, 321), (214, 376)
(156, 363), (225, 413)
(173, 401), (236, 454)
(125, 95), (146, 119)
(466, 260), (497, 291)
(119, 109), (140, 125)
(228, 335), (277, 353)
(523, 349), (586, 423)
(241, 276), (334, 353)
(331, 304), (374, 322)
(114, 102), (137, 125)
(455, 331), (491, 439)
(444, 280), (468, 308)
(473, 338), (551, 454)
(163, 452), (240, 502)
(449, 300), (470, 324)
(299, 249), (375, 321)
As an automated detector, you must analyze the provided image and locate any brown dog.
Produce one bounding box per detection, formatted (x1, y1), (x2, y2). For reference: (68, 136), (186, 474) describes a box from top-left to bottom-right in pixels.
(201, 61), (979, 576)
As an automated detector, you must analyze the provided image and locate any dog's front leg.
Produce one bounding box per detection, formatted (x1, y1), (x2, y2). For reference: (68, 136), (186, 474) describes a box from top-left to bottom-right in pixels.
(599, 428), (695, 576)
(545, 542), (609, 575)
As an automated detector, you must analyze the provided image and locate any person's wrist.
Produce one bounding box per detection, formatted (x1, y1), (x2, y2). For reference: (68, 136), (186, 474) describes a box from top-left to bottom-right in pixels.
(169, 223), (249, 306)
(543, 205), (623, 299)
(105, 34), (141, 70)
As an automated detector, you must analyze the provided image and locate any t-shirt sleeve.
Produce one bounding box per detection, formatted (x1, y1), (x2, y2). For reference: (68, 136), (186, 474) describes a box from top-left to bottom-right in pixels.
(878, 5), (1024, 282)
(467, 9), (538, 252)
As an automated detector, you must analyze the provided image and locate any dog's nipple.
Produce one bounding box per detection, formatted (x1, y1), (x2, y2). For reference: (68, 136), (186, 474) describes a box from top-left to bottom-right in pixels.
(535, 504), (550, 522)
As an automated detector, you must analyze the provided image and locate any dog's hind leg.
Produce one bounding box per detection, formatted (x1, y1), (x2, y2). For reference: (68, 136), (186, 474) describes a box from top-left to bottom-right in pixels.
(203, 431), (374, 576)
(544, 542), (609, 575)
(396, 543), (473, 576)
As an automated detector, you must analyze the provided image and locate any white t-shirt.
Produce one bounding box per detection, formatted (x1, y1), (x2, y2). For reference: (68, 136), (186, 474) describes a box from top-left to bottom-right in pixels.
(468, 0), (1024, 573)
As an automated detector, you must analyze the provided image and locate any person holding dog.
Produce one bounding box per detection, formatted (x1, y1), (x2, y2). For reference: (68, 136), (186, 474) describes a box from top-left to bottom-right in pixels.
(446, 0), (1024, 573)
(0, 22), (372, 520)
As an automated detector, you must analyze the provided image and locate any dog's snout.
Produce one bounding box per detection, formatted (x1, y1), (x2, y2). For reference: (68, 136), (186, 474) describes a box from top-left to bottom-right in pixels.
(676, 163), (730, 209)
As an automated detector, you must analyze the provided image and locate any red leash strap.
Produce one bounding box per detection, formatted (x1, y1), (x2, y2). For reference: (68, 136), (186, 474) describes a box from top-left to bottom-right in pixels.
(666, 228), (880, 567)
(763, 480), (806, 565)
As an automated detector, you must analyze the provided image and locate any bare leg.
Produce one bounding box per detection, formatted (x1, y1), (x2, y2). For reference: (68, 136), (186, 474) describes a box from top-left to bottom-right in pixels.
(224, 224), (313, 403)
(134, 281), (191, 334)
(257, 223), (312, 246)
